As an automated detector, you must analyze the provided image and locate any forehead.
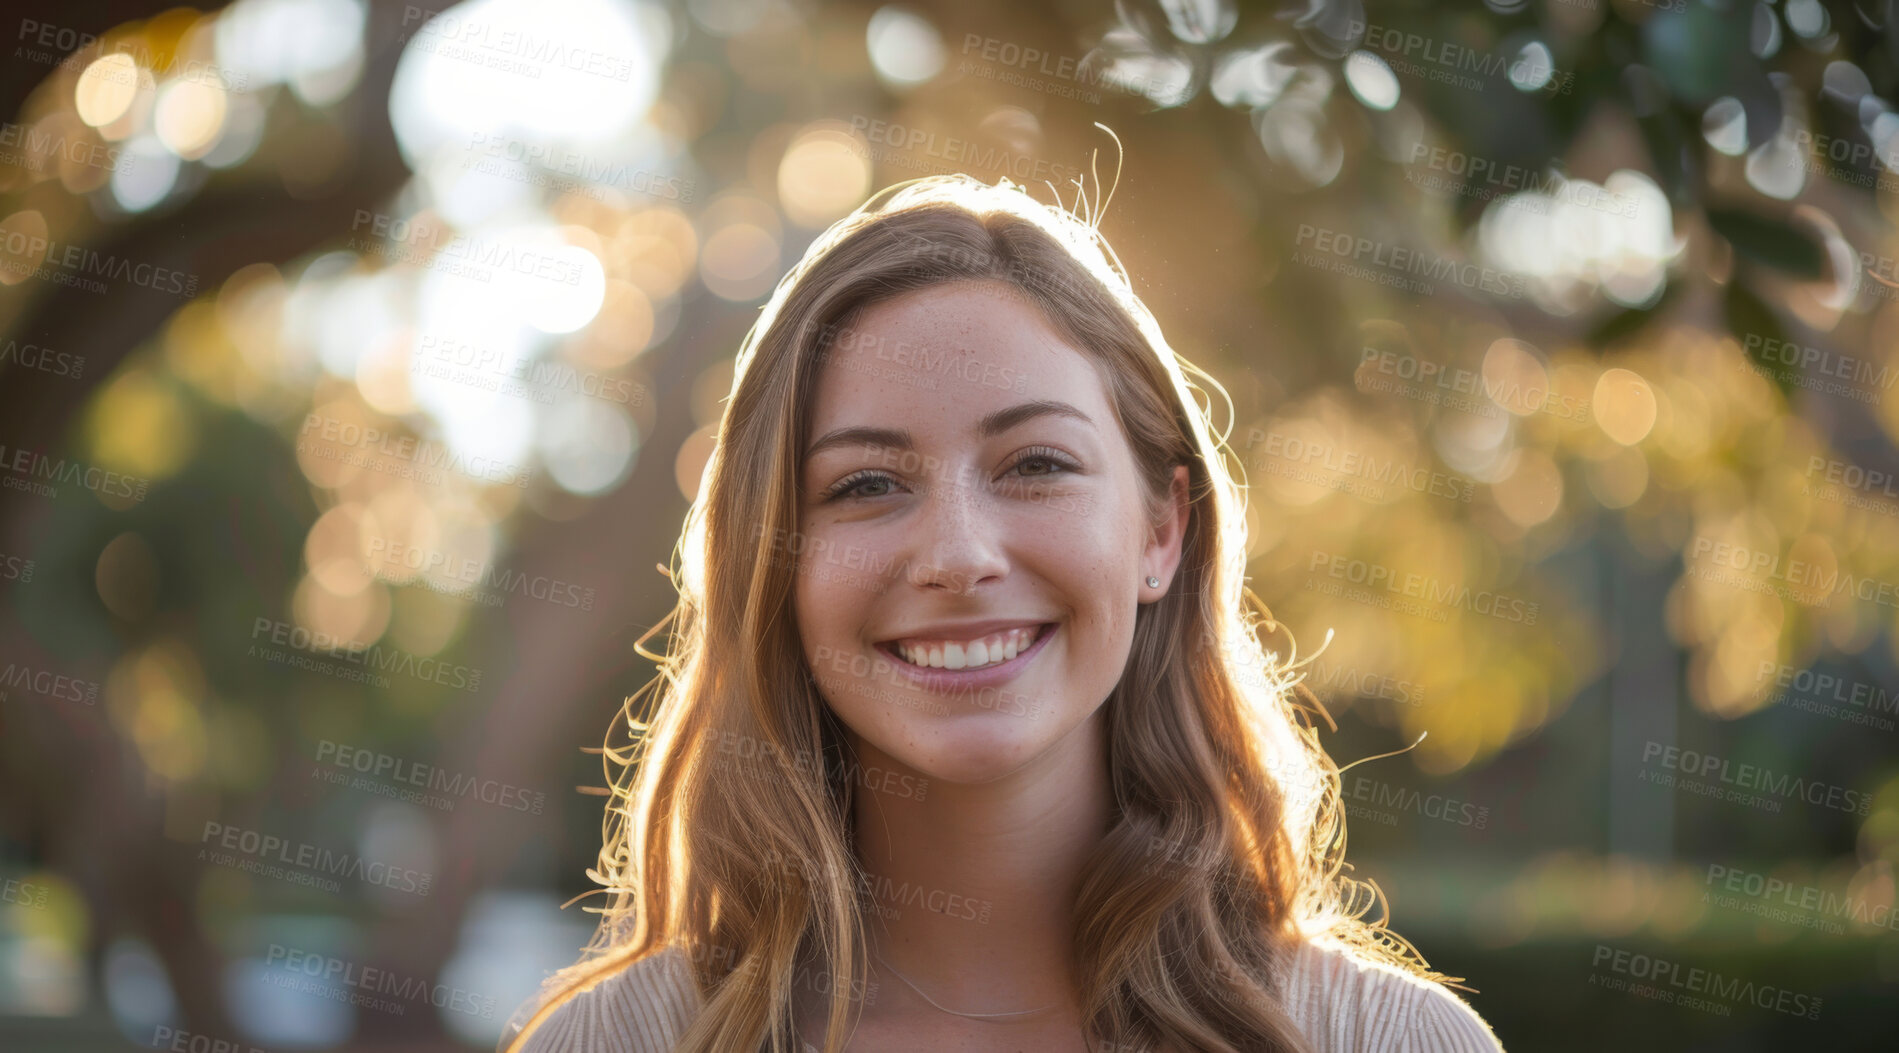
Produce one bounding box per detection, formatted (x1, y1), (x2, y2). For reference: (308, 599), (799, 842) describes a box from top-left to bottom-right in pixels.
(806, 280), (1110, 428)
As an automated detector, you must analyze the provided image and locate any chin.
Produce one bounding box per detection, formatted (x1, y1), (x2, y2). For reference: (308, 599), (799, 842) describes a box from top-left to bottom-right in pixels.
(854, 695), (1111, 790)
(883, 718), (1054, 785)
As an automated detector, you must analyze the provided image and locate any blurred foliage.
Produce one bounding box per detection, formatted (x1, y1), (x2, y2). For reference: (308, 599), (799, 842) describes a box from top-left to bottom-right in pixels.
(0, 0), (1896, 1049)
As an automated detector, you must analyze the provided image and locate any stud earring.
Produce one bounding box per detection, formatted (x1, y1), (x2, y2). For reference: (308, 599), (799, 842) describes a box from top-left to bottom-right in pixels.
(1145, 576), (1160, 588)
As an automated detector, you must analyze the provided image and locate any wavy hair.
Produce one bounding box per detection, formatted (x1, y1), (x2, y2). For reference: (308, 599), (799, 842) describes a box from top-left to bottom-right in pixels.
(505, 170), (1449, 1053)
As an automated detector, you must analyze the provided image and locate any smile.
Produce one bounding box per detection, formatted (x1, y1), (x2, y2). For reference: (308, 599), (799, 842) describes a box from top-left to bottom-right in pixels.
(871, 621), (1057, 690)
(886, 623), (1049, 670)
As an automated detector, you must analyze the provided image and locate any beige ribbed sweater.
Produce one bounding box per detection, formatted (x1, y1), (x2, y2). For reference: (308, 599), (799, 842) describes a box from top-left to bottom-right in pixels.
(510, 937), (1505, 1052)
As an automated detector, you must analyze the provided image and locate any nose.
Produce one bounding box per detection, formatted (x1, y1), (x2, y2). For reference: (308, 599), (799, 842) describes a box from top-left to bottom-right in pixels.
(906, 463), (1008, 594)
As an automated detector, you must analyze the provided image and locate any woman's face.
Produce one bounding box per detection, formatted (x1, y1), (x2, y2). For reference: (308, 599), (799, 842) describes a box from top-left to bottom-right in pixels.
(793, 278), (1187, 785)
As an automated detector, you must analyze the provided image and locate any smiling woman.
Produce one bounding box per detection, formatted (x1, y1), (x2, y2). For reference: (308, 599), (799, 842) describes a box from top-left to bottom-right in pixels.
(501, 173), (1504, 1053)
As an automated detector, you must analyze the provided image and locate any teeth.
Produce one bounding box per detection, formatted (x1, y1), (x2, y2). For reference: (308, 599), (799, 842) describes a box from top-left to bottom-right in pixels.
(893, 625), (1042, 671)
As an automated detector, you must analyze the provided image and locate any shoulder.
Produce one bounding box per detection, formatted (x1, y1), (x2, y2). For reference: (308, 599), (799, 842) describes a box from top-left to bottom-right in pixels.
(1279, 936), (1504, 1053)
(508, 947), (703, 1053)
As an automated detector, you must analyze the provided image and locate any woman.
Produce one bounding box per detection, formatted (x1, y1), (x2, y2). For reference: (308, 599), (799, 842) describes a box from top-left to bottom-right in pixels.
(504, 172), (1503, 1052)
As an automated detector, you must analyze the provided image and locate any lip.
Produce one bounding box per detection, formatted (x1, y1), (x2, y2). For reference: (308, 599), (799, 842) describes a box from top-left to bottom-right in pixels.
(876, 618), (1053, 644)
(873, 621), (1057, 694)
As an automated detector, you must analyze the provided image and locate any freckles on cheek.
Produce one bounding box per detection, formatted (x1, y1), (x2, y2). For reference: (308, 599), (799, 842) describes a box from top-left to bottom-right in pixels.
(1058, 532), (1129, 590)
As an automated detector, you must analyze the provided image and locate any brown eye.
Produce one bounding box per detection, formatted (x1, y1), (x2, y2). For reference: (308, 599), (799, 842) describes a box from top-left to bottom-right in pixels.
(825, 471), (902, 502)
(1006, 446), (1079, 479)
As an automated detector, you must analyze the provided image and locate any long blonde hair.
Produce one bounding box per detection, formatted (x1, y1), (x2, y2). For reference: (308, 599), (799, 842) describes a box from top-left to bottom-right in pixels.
(506, 173), (1448, 1053)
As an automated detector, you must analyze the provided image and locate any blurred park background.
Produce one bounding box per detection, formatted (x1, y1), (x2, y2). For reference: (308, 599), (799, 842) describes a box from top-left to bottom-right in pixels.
(2, 0), (1897, 1049)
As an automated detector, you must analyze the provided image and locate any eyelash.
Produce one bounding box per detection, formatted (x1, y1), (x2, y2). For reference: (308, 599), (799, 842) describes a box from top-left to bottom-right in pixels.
(822, 446), (1080, 502)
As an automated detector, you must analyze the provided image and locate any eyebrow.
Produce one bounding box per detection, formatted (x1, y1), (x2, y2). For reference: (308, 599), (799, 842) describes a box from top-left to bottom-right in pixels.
(803, 400), (1096, 462)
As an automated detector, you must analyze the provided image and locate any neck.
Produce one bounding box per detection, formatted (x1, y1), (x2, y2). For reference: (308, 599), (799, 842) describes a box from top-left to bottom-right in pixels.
(844, 708), (1114, 1014)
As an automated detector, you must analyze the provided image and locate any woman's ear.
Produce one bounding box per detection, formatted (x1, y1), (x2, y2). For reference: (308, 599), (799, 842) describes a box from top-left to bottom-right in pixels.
(1140, 464), (1190, 599)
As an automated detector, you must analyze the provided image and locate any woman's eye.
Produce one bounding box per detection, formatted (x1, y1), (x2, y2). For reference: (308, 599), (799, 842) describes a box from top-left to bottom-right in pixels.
(1009, 448), (1078, 478)
(824, 450), (1075, 502)
(827, 472), (898, 501)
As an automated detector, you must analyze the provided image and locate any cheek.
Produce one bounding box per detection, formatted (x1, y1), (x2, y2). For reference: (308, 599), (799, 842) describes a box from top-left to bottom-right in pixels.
(1024, 517), (1146, 674)
(795, 586), (862, 711)
(789, 551), (828, 659)
(791, 527), (877, 649)
(1024, 515), (1141, 598)
(793, 571), (839, 650)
